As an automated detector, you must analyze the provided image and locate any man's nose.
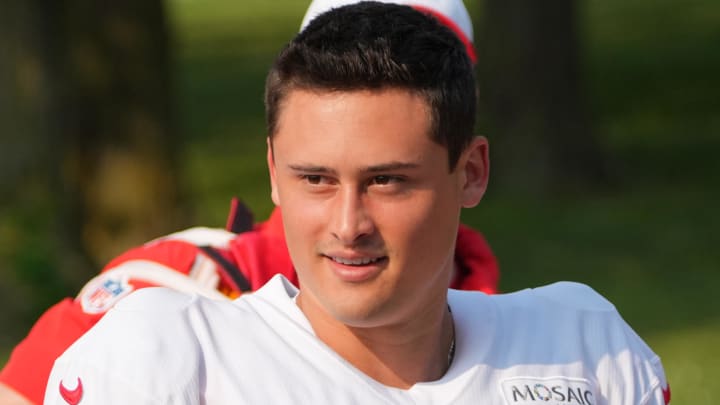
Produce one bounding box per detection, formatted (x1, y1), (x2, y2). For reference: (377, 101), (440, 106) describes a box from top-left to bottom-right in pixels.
(329, 187), (374, 245)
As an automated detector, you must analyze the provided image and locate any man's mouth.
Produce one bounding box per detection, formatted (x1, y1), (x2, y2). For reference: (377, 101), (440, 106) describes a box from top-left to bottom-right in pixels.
(322, 253), (388, 282)
(329, 256), (385, 266)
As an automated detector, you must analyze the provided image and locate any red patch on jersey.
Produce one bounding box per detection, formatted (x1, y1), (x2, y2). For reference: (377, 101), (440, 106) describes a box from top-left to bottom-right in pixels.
(59, 378), (83, 404)
(663, 384), (671, 404)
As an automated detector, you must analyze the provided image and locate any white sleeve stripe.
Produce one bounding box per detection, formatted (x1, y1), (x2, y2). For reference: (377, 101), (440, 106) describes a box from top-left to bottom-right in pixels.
(147, 227), (236, 249)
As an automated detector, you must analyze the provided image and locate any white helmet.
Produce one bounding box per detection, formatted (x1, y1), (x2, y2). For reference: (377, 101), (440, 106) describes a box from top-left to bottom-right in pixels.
(300, 0), (477, 63)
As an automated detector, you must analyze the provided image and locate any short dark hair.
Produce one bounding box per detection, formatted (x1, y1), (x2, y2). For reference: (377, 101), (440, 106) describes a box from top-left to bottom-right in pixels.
(264, 1), (476, 170)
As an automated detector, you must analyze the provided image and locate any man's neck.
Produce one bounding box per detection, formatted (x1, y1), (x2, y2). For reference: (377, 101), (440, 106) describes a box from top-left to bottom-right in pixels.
(297, 294), (455, 389)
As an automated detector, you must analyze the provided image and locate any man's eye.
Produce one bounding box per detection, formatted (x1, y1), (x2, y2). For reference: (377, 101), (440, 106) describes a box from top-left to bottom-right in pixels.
(370, 175), (402, 186)
(303, 175), (323, 185)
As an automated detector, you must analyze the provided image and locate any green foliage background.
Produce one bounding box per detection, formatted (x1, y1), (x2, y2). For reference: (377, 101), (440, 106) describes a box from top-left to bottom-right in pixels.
(2, 0), (719, 402)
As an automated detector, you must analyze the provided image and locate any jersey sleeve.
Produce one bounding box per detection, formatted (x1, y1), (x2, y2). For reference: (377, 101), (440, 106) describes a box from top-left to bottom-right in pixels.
(44, 288), (203, 405)
(534, 282), (670, 404)
(608, 314), (670, 405)
(0, 299), (102, 404)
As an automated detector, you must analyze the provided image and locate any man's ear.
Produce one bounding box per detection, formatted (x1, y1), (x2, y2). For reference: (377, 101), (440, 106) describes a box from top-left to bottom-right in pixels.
(267, 138), (280, 206)
(459, 136), (490, 208)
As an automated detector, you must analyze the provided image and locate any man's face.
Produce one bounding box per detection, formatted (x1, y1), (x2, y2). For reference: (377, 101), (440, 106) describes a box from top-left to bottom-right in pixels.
(268, 88), (487, 328)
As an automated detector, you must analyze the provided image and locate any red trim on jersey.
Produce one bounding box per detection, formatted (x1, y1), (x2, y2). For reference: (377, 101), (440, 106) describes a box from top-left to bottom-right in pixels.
(225, 197), (241, 231)
(227, 208), (298, 289)
(103, 240), (198, 277)
(451, 224), (499, 294)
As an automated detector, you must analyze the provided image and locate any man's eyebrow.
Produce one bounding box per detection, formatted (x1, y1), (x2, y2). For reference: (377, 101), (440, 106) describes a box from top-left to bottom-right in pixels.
(287, 161), (420, 174)
(287, 164), (336, 175)
(365, 162), (421, 172)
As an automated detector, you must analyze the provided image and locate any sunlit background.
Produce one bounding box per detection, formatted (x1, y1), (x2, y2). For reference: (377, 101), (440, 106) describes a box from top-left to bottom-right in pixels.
(1, 0), (718, 402)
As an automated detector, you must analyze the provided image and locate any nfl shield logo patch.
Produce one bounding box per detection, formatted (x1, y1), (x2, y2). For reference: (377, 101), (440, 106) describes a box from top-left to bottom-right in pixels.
(79, 275), (134, 314)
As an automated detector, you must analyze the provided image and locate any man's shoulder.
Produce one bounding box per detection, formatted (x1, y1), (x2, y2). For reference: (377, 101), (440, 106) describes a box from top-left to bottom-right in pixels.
(63, 287), (255, 360)
(67, 288), (204, 352)
(527, 281), (617, 312)
(112, 286), (200, 313)
(449, 281), (626, 342)
(449, 281), (615, 311)
(88, 275), (296, 343)
(467, 281), (617, 315)
(74, 275), (292, 340)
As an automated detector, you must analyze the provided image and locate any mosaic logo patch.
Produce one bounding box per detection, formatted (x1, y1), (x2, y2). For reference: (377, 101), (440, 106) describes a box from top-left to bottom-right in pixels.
(501, 376), (597, 405)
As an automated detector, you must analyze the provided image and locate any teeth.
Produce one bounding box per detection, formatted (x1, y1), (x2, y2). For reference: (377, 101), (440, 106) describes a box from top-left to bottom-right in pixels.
(332, 256), (380, 265)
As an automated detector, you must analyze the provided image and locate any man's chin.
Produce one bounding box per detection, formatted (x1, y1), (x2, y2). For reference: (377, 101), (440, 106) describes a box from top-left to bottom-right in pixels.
(324, 295), (398, 329)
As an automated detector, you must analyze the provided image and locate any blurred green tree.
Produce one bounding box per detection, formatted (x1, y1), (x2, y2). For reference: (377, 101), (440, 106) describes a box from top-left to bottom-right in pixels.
(0, 0), (185, 334)
(477, 0), (610, 195)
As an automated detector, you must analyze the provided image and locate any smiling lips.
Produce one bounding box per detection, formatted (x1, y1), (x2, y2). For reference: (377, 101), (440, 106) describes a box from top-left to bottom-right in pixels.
(324, 254), (387, 282)
(330, 256), (384, 266)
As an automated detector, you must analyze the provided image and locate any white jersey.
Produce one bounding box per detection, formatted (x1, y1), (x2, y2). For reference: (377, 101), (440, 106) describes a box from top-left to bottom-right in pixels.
(45, 275), (668, 405)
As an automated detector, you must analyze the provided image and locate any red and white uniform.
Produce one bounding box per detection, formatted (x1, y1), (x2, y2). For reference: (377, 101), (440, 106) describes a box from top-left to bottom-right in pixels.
(45, 275), (669, 404)
(0, 206), (498, 405)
